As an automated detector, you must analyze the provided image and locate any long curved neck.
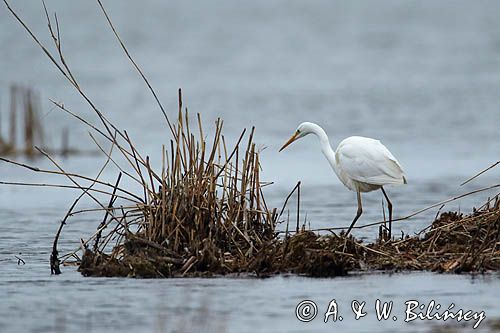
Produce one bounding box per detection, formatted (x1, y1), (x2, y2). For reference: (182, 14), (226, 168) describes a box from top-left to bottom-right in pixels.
(310, 124), (337, 171)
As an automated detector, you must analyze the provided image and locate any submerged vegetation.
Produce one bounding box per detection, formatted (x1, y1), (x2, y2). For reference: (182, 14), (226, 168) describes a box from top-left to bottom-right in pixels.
(1, 1), (499, 278)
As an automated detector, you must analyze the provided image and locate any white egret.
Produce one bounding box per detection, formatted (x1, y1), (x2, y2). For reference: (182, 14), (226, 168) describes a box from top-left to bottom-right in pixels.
(279, 122), (407, 238)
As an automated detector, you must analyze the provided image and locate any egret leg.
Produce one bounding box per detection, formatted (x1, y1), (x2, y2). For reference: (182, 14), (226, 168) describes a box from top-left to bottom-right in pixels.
(381, 187), (393, 239)
(345, 190), (362, 237)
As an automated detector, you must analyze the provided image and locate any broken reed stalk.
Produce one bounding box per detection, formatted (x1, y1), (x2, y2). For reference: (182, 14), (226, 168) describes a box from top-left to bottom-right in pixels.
(23, 88), (36, 156)
(93, 172), (122, 252)
(9, 85), (16, 149)
(296, 181), (301, 233)
(51, 139), (118, 274)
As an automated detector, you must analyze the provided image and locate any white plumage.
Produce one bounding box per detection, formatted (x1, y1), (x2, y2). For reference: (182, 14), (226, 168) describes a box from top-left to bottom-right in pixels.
(279, 122), (407, 237)
(335, 136), (407, 192)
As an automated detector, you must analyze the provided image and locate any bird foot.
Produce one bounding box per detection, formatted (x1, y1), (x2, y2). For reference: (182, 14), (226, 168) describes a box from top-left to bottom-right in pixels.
(378, 225), (391, 243)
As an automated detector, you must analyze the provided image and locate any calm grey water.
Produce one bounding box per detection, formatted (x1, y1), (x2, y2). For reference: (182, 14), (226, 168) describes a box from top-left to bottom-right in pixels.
(1, 1), (499, 332)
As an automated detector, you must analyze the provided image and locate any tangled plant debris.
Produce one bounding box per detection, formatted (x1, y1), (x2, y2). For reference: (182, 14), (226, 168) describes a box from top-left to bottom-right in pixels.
(286, 198), (499, 277)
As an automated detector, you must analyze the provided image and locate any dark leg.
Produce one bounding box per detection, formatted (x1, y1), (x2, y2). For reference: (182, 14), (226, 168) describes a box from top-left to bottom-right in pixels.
(345, 190), (362, 237)
(381, 187), (393, 239)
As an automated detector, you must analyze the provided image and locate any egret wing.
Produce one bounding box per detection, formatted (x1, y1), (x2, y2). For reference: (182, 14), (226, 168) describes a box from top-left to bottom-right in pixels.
(336, 137), (406, 186)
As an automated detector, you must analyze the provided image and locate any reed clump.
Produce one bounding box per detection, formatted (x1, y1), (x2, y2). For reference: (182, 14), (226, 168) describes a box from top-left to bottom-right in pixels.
(75, 101), (282, 278)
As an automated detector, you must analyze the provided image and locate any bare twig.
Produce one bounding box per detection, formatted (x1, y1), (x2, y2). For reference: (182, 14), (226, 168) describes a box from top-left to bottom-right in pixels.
(461, 160), (500, 186)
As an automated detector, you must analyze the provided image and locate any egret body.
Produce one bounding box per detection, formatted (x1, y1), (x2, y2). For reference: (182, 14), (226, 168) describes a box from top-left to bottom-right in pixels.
(279, 122), (407, 237)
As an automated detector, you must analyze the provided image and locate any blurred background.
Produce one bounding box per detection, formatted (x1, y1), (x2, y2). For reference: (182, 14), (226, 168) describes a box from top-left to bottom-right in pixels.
(0, 1), (499, 332)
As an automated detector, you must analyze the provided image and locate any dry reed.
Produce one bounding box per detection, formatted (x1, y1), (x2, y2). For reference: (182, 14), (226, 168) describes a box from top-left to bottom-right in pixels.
(77, 100), (282, 277)
(0, 84), (86, 157)
(0, 85), (44, 156)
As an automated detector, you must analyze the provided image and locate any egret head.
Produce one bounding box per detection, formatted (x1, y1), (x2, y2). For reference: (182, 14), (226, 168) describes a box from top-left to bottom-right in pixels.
(279, 122), (316, 152)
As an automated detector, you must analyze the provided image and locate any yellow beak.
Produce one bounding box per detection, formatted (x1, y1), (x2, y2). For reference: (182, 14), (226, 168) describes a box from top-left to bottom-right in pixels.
(279, 132), (299, 152)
